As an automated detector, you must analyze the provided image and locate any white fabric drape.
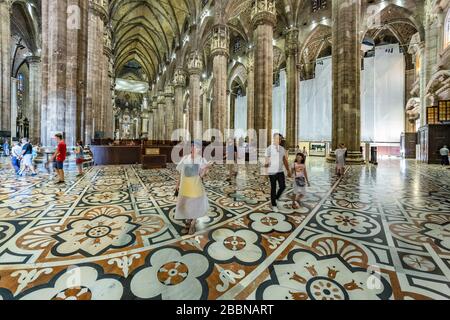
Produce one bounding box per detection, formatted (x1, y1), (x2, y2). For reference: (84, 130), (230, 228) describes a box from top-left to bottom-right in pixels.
(298, 44), (405, 143)
(234, 94), (248, 138)
(372, 44), (405, 143)
(299, 56), (332, 141)
(361, 57), (375, 141)
(272, 69), (287, 136)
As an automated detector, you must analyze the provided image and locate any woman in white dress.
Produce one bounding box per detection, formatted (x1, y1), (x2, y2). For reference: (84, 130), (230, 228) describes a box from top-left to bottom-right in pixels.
(175, 141), (213, 235)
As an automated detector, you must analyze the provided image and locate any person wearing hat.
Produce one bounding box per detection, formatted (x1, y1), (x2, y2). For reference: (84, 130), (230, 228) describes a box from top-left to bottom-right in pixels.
(175, 140), (213, 235)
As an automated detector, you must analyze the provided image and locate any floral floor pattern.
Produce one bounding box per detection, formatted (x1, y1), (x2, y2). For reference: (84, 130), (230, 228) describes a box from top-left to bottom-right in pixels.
(0, 157), (449, 300)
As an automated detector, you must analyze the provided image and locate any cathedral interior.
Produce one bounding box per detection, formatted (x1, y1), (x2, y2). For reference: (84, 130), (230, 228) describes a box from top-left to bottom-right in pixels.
(0, 0), (450, 301)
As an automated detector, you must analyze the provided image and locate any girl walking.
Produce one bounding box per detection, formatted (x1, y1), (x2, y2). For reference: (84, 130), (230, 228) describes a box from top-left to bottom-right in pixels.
(291, 153), (310, 209)
(175, 141), (213, 235)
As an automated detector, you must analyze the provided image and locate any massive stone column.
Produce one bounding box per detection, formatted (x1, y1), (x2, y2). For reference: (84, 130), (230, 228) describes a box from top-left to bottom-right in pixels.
(148, 110), (154, 140)
(420, 8), (445, 126)
(251, 0), (276, 145)
(202, 94), (211, 136)
(418, 43), (427, 127)
(151, 97), (158, 139)
(64, 0), (88, 147)
(27, 56), (42, 142)
(230, 91), (236, 130)
(141, 109), (149, 138)
(165, 85), (175, 139)
(285, 28), (299, 149)
(85, 0), (107, 143)
(246, 51), (255, 131)
(0, 0), (11, 134)
(329, 0), (363, 162)
(187, 51), (203, 139)
(173, 68), (186, 132)
(41, 0), (68, 146)
(10, 78), (17, 138)
(157, 93), (166, 140)
(211, 24), (229, 136)
(102, 26), (113, 139)
(40, 0), (49, 143)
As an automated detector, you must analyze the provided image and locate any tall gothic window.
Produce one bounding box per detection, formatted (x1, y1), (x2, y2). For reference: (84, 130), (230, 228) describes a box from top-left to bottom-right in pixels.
(273, 72), (280, 87)
(17, 73), (25, 111)
(233, 39), (241, 53)
(445, 9), (450, 49)
(312, 0), (327, 12)
(18, 73), (24, 91)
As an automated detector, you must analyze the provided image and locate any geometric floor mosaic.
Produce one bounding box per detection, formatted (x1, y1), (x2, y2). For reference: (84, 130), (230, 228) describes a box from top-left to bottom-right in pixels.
(0, 157), (449, 300)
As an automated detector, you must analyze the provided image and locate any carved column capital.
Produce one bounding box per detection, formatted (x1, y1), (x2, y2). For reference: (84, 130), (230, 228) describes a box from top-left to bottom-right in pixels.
(285, 27), (299, 56)
(103, 27), (113, 57)
(157, 92), (166, 105)
(187, 51), (203, 75)
(173, 68), (187, 87)
(211, 24), (230, 58)
(0, 0), (12, 11)
(164, 85), (174, 97)
(251, 0), (277, 28)
(89, 0), (108, 23)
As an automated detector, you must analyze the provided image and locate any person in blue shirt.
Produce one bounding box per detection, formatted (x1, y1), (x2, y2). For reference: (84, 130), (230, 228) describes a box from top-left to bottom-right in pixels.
(18, 138), (37, 176)
(3, 139), (10, 157)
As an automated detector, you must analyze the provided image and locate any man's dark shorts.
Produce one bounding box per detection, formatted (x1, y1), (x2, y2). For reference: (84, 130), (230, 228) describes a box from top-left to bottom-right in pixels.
(54, 161), (64, 170)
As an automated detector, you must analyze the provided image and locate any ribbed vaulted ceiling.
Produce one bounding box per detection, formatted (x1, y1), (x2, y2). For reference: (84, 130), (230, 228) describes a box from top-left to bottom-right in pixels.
(110, 0), (194, 83)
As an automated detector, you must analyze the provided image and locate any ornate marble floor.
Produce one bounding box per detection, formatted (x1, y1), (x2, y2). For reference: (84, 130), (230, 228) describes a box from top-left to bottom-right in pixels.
(0, 157), (449, 300)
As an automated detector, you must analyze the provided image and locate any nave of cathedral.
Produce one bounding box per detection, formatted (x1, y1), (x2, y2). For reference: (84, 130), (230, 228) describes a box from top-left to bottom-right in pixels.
(0, 0), (450, 300)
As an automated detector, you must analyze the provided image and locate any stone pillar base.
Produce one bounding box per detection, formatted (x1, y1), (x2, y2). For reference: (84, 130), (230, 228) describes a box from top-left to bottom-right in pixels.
(326, 151), (365, 164)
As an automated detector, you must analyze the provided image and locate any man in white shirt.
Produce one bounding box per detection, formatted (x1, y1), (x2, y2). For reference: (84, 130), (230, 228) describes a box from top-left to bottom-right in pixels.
(265, 133), (291, 211)
(440, 145), (449, 166)
(11, 141), (22, 174)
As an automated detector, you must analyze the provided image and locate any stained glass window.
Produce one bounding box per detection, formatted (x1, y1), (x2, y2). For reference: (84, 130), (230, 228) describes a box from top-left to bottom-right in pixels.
(18, 73), (24, 91)
(438, 100), (450, 122)
(427, 106), (439, 124)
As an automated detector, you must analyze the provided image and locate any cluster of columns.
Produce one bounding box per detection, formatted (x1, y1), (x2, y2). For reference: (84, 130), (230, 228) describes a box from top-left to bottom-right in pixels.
(251, 0), (277, 145)
(187, 51), (203, 139)
(149, 0), (280, 145)
(0, 0), (115, 146)
(211, 24), (229, 136)
(85, 0), (113, 144)
(329, 0), (363, 162)
(27, 56), (42, 140)
(1, 0), (445, 161)
(145, 68), (186, 141)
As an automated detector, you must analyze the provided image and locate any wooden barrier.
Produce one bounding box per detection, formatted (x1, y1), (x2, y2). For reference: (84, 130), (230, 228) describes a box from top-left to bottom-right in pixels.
(90, 145), (141, 165)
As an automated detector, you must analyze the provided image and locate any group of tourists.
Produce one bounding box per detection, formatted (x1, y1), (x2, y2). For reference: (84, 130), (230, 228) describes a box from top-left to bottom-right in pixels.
(3, 134), (78, 184)
(173, 133), (348, 235)
(4, 131), (349, 236)
(9, 138), (38, 176)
